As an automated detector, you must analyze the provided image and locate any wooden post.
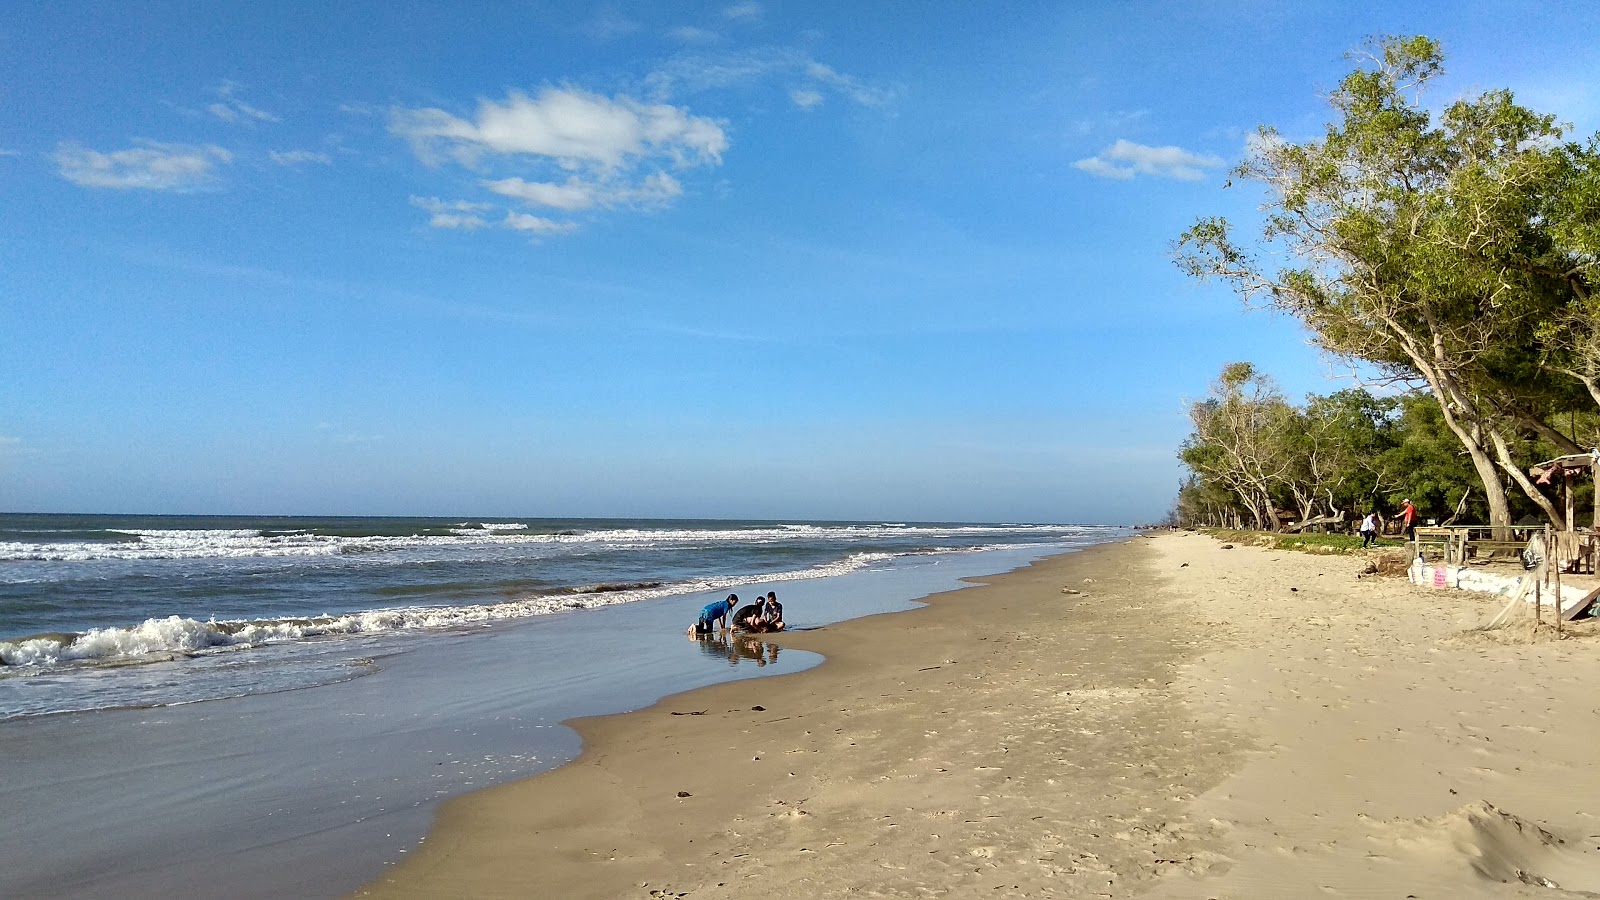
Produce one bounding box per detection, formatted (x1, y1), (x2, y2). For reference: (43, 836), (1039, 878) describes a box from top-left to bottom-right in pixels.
(1554, 525), (1564, 634)
(1566, 469), (1575, 533)
(1537, 525), (1547, 625)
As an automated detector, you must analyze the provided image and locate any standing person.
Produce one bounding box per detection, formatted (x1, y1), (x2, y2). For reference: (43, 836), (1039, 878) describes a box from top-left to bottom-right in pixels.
(1359, 512), (1378, 549)
(689, 593), (739, 636)
(762, 591), (785, 631)
(1401, 499), (1418, 540)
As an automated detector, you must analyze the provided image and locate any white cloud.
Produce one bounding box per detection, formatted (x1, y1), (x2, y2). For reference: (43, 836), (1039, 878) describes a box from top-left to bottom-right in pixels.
(483, 172), (681, 211)
(412, 196), (494, 213)
(429, 213), (490, 230)
(0, 149), (20, 157)
(392, 87), (726, 170)
(55, 141), (232, 191)
(615, 171), (682, 206)
(790, 88), (824, 110)
(1071, 156), (1134, 180)
(1072, 139), (1224, 181)
(723, 2), (762, 21)
(393, 87), (726, 236)
(503, 211), (579, 235)
(269, 149), (332, 166)
(484, 176), (597, 211)
(209, 82), (279, 124)
(411, 196), (493, 228)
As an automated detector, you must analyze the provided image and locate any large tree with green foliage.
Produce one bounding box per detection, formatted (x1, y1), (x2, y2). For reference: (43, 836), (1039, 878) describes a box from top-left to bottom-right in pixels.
(1176, 35), (1599, 530)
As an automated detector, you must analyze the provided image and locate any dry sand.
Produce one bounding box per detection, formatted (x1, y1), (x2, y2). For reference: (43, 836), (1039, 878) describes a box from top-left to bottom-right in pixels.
(355, 533), (1600, 899)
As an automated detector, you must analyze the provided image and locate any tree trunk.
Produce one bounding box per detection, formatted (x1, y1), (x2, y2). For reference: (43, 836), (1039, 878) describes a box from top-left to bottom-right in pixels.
(1282, 510), (1347, 533)
(1489, 427), (1566, 528)
(1433, 393), (1513, 531)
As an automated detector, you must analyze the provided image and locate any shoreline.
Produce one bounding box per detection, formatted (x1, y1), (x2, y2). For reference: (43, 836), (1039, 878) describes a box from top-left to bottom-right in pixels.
(356, 532), (1600, 898)
(1, 539), (1105, 900)
(354, 537), (1240, 898)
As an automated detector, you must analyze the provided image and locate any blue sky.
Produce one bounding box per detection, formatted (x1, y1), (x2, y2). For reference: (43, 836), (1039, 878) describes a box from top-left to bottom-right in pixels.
(3, 2), (1597, 523)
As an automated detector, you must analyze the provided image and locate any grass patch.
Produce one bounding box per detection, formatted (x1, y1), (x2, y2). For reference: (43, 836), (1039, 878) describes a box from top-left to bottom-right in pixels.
(1203, 528), (1404, 555)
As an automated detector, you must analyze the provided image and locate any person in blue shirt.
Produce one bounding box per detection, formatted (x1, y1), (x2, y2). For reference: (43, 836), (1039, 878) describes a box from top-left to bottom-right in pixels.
(688, 593), (739, 636)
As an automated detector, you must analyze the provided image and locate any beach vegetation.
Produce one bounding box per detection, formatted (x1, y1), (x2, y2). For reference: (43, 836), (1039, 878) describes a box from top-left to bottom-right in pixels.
(1177, 35), (1600, 532)
(1175, 368), (1576, 532)
(1202, 528), (1395, 554)
(1178, 365), (1409, 531)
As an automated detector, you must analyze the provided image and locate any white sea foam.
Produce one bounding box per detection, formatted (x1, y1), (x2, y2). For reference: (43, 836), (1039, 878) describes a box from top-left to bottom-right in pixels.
(0, 522), (1089, 562)
(0, 548), (915, 670)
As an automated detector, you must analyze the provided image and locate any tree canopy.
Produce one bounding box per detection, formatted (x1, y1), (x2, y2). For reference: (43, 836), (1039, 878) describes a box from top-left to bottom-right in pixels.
(1175, 36), (1600, 531)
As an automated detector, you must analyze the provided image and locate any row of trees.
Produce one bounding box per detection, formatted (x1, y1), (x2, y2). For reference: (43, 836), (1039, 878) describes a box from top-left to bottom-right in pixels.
(1175, 361), (1554, 530)
(1175, 36), (1598, 532)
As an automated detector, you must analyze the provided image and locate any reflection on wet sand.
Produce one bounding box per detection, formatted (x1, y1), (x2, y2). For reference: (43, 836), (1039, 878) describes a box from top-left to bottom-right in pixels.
(689, 632), (781, 667)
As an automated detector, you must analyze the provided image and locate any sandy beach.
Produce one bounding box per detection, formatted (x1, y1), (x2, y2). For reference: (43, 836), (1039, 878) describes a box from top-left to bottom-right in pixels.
(356, 533), (1600, 898)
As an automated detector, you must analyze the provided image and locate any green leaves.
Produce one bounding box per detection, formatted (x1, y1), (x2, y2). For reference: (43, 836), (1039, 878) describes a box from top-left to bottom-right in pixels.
(1174, 34), (1600, 528)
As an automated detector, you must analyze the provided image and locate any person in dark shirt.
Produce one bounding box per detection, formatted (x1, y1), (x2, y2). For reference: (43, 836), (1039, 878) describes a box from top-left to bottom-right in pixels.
(762, 591), (785, 631)
(732, 600), (769, 632)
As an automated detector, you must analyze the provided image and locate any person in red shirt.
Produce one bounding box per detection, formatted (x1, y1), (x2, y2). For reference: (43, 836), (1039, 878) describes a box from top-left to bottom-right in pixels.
(1401, 499), (1418, 540)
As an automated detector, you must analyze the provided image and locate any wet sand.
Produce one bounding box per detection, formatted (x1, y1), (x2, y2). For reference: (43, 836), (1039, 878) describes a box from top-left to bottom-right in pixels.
(355, 533), (1600, 898)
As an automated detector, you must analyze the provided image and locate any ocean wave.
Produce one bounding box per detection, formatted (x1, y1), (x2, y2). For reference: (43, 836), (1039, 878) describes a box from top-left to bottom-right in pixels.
(0, 549), (910, 671)
(0, 522), (1098, 563)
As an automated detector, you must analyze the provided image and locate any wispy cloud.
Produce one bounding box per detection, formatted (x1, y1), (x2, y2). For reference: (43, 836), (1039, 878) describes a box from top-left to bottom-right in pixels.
(801, 61), (892, 108)
(269, 149), (332, 166)
(392, 86), (726, 235)
(646, 47), (894, 109)
(581, 7), (642, 41)
(669, 25), (720, 44)
(0, 149), (20, 157)
(790, 88), (824, 110)
(55, 140), (232, 191)
(208, 81), (280, 124)
(1072, 139), (1224, 181)
(503, 211), (579, 235)
(411, 196), (494, 230)
(723, 2), (762, 22)
(483, 171), (681, 211)
(1070, 109), (1148, 138)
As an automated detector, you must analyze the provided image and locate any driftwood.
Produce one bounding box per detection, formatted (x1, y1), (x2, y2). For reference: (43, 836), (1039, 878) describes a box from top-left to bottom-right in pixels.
(1282, 510), (1348, 533)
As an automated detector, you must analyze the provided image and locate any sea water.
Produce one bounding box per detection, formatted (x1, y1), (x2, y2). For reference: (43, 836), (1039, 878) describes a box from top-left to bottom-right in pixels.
(0, 515), (1125, 899)
(0, 514), (1117, 720)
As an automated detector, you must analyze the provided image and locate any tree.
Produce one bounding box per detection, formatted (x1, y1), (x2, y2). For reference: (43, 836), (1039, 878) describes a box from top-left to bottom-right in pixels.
(1176, 36), (1599, 530)
(1179, 363), (1297, 530)
(1294, 389), (1401, 521)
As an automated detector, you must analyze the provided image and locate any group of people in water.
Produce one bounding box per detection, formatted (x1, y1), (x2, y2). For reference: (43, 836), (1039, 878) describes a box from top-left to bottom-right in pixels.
(688, 591), (785, 635)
